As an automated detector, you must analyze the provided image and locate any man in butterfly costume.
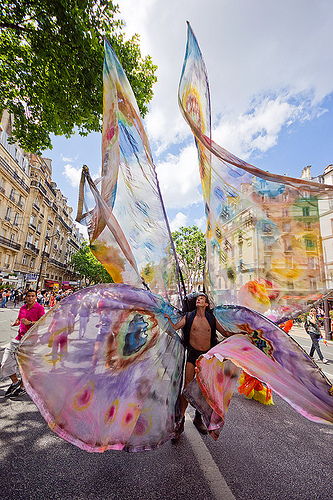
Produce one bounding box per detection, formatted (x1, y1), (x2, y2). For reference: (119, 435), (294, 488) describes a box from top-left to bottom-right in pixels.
(15, 26), (333, 453)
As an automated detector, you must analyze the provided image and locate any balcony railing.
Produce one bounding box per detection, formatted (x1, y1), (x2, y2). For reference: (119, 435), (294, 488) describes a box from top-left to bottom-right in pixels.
(24, 241), (40, 255)
(0, 235), (21, 251)
(0, 186), (5, 194)
(45, 179), (57, 197)
(33, 203), (40, 212)
(69, 238), (80, 250)
(17, 201), (23, 209)
(52, 203), (58, 212)
(47, 218), (53, 226)
(48, 258), (67, 269)
(57, 214), (72, 233)
(29, 222), (36, 230)
(0, 156), (30, 193)
(30, 179), (47, 196)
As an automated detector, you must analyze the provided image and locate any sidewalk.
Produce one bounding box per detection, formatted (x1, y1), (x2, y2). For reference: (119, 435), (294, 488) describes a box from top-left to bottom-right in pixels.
(289, 324), (333, 343)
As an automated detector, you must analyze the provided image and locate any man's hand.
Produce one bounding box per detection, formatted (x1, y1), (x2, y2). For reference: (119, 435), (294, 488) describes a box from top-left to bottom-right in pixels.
(10, 319), (20, 327)
(21, 318), (32, 326)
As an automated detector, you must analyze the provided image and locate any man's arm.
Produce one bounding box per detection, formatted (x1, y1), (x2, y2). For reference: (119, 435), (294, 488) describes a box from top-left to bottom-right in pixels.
(215, 317), (233, 338)
(164, 313), (186, 331)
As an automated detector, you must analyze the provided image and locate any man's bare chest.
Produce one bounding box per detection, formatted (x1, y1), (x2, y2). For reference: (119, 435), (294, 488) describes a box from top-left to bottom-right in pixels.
(189, 315), (211, 350)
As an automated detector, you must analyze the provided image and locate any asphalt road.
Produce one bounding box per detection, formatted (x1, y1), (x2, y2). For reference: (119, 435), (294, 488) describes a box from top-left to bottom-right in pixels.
(1, 305), (333, 500)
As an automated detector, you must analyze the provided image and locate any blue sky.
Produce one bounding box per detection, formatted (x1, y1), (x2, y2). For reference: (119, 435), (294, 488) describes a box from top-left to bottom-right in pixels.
(45, 0), (333, 235)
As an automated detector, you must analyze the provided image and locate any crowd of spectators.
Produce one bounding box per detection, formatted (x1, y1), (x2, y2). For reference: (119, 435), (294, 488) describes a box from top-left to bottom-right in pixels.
(0, 287), (75, 309)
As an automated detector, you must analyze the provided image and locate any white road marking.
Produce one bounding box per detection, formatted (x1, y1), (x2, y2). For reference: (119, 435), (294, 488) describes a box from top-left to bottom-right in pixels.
(184, 416), (236, 500)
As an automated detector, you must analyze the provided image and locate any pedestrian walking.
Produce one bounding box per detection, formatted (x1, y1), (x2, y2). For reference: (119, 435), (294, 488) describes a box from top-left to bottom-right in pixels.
(1, 289), (7, 308)
(304, 308), (328, 364)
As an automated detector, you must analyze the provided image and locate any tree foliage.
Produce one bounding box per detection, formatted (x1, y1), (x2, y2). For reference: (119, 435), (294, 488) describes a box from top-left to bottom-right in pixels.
(0, 1), (157, 152)
(172, 226), (206, 293)
(70, 241), (113, 286)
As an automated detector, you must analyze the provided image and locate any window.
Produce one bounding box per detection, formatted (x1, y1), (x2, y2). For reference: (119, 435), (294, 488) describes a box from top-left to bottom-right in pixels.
(264, 256), (271, 269)
(309, 278), (317, 291)
(30, 257), (35, 268)
(284, 239), (292, 252)
(9, 188), (16, 202)
(10, 234), (15, 242)
(5, 206), (11, 221)
(307, 257), (316, 269)
(22, 254), (29, 266)
(263, 223), (272, 234)
(303, 207), (310, 217)
(305, 222), (312, 231)
(26, 233), (33, 244)
(13, 213), (19, 226)
(17, 195), (23, 209)
(282, 208), (289, 217)
(30, 214), (36, 227)
(305, 238), (315, 249)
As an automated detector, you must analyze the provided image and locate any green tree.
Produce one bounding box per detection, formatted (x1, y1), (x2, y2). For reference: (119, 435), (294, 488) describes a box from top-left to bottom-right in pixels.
(172, 226), (206, 293)
(0, 1), (157, 152)
(70, 241), (113, 286)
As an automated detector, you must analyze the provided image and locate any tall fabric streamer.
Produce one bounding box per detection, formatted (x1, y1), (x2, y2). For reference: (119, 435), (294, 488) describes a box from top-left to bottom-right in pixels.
(77, 38), (183, 303)
(179, 22), (333, 435)
(179, 22), (333, 322)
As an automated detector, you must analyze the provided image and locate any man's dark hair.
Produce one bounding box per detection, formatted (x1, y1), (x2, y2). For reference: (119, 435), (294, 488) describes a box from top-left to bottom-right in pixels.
(26, 289), (37, 296)
(197, 292), (209, 304)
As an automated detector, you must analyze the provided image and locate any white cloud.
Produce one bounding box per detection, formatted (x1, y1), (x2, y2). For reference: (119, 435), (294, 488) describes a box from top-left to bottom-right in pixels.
(120, 0), (333, 159)
(61, 154), (76, 163)
(170, 212), (188, 231)
(194, 216), (206, 232)
(213, 97), (303, 159)
(62, 164), (82, 188)
(156, 144), (202, 209)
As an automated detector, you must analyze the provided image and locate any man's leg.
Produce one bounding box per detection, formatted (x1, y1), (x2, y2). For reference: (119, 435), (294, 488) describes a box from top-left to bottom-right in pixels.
(172, 362), (195, 443)
(181, 361), (195, 416)
(310, 335), (324, 361)
(1, 342), (22, 395)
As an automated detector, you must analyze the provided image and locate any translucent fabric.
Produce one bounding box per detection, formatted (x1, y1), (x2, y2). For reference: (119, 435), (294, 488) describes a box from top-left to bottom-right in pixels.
(185, 306), (333, 433)
(179, 22), (333, 321)
(77, 39), (182, 302)
(16, 284), (184, 452)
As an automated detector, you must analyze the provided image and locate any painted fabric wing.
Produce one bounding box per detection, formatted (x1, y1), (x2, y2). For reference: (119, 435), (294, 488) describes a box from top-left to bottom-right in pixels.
(179, 23), (333, 321)
(77, 39), (181, 301)
(185, 306), (333, 432)
(16, 284), (184, 452)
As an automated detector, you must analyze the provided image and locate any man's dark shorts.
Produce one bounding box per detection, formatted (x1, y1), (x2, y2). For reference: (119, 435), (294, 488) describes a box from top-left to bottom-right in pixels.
(187, 344), (209, 366)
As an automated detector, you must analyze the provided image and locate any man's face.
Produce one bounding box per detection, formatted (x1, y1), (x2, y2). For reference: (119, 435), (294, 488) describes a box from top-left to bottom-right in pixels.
(26, 292), (37, 305)
(196, 295), (208, 307)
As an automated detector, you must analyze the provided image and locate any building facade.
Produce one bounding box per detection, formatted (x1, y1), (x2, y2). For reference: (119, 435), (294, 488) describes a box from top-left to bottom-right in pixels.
(0, 111), (83, 290)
